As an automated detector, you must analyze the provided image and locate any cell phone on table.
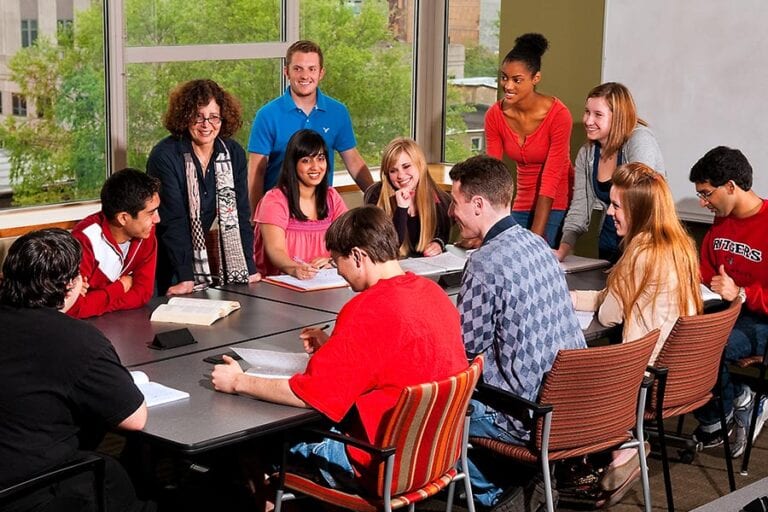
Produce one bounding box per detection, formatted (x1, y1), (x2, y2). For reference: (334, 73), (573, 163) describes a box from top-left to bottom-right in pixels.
(203, 351), (242, 365)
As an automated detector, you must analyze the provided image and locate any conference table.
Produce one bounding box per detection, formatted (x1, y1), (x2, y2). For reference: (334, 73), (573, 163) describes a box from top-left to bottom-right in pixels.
(90, 263), (612, 456)
(88, 288), (336, 367)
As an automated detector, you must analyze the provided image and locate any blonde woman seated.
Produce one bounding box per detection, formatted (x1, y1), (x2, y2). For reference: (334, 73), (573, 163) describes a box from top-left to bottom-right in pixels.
(364, 137), (452, 257)
(253, 129), (348, 279)
(570, 162), (702, 363)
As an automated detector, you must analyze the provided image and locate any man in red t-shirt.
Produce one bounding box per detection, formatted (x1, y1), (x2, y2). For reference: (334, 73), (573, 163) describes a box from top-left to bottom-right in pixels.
(211, 206), (467, 488)
(689, 146), (768, 457)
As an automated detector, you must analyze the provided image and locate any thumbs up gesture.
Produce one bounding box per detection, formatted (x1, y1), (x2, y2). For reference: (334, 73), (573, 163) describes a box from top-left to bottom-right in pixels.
(710, 264), (740, 301)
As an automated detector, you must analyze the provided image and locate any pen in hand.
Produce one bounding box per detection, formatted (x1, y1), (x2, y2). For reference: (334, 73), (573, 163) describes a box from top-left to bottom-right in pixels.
(300, 324), (331, 354)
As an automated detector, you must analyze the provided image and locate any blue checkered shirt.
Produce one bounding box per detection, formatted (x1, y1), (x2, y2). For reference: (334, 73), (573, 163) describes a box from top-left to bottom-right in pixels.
(458, 219), (586, 440)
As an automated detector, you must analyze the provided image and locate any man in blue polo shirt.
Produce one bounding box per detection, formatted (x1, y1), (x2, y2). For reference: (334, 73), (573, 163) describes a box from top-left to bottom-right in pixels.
(247, 40), (373, 213)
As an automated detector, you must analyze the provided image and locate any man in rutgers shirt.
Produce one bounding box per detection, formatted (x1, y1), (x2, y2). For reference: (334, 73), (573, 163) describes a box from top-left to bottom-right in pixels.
(690, 146), (768, 457)
(68, 168), (161, 318)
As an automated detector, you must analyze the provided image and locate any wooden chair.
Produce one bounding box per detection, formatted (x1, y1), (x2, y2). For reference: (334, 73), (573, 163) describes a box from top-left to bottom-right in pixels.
(0, 453), (106, 511)
(274, 356), (483, 512)
(645, 299), (742, 512)
(470, 330), (659, 512)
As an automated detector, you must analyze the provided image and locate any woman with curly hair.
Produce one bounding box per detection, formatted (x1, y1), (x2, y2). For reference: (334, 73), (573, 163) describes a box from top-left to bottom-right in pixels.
(148, 79), (260, 295)
(570, 162), (702, 364)
(364, 137), (451, 257)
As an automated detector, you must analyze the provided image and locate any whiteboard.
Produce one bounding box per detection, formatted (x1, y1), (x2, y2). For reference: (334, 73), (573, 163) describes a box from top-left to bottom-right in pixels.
(603, 0), (768, 222)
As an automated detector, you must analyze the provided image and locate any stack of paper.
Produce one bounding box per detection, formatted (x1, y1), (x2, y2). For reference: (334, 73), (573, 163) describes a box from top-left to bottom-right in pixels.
(559, 255), (611, 274)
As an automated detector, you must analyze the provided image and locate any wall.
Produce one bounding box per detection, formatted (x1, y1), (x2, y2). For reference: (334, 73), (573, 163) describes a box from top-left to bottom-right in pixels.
(603, 0), (768, 222)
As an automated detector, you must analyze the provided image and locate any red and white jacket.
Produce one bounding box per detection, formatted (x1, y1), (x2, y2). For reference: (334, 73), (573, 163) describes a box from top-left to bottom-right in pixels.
(67, 212), (157, 319)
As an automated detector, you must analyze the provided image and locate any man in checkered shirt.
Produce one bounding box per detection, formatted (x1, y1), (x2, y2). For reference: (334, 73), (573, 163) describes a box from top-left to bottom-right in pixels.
(449, 155), (586, 509)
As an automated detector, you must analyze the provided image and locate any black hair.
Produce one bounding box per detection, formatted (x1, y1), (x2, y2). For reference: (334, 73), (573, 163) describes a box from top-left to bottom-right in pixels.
(689, 146), (753, 190)
(502, 33), (549, 74)
(101, 168), (161, 220)
(0, 228), (81, 309)
(325, 206), (399, 263)
(277, 129), (330, 221)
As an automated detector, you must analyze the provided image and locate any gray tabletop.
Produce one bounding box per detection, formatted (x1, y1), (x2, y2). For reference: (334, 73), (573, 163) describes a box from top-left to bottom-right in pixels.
(88, 288), (336, 367)
(216, 281), (358, 314)
(129, 326), (330, 454)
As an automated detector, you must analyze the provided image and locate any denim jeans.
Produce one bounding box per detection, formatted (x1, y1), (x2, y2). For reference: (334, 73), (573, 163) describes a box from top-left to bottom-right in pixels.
(289, 434), (358, 490)
(695, 311), (768, 431)
(510, 210), (566, 249)
(468, 400), (529, 507)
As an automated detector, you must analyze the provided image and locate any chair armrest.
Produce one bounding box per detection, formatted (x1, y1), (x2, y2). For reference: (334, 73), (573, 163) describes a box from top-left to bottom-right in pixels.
(0, 454), (104, 502)
(302, 427), (396, 459)
(734, 355), (765, 368)
(474, 382), (552, 418)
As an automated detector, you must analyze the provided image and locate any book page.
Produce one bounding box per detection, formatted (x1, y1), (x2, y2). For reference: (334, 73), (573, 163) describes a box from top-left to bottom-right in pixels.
(166, 297), (240, 314)
(265, 268), (349, 291)
(150, 304), (221, 325)
(130, 371), (190, 407)
(232, 347), (309, 379)
(575, 310), (595, 330)
(399, 251), (467, 276)
(421, 251), (467, 272)
(559, 255), (611, 274)
(398, 258), (444, 276)
(700, 283), (723, 302)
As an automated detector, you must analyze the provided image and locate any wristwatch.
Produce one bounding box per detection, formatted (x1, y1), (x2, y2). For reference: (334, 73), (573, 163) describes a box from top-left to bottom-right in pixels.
(737, 287), (747, 304)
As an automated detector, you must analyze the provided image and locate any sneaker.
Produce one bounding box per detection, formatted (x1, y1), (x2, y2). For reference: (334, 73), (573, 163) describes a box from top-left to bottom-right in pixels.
(731, 423), (747, 458)
(692, 422), (734, 449)
(489, 485), (524, 512)
(752, 396), (768, 442)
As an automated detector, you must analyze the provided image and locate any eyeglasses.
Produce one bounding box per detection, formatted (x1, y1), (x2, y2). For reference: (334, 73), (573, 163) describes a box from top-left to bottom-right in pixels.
(696, 186), (720, 201)
(193, 114), (222, 126)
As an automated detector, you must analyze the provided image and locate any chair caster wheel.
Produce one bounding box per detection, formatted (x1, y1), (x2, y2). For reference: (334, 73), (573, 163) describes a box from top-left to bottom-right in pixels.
(677, 449), (695, 464)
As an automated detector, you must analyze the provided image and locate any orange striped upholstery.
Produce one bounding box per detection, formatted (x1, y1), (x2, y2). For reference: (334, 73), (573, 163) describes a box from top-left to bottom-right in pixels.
(644, 299), (742, 420)
(281, 356), (483, 511)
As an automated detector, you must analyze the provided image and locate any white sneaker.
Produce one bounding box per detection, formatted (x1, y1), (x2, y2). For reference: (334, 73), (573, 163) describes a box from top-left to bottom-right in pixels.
(731, 423), (747, 458)
(752, 396), (768, 442)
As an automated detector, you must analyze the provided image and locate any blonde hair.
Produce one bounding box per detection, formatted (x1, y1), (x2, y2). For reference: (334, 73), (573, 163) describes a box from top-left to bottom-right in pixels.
(607, 163), (703, 336)
(587, 82), (647, 159)
(377, 138), (442, 256)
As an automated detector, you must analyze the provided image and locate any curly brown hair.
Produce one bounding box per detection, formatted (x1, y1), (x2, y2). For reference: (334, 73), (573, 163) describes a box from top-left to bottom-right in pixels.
(162, 79), (243, 139)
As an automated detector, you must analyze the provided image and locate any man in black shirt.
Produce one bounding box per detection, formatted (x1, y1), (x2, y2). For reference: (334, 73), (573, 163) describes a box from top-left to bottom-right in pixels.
(0, 228), (151, 511)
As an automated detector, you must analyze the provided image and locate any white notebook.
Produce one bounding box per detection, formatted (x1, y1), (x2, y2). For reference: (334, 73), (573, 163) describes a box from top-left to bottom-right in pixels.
(559, 255), (611, 274)
(399, 251), (467, 276)
(130, 371), (190, 407)
(264, 268), (349, 292)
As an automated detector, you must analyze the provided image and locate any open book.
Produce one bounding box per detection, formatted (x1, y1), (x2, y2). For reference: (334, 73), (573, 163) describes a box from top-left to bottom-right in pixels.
(232, 347), (310, 379)
(559, 255), (611, 274)
(264, 268), (349, 292)
(150, 297), (241, 326)
(130, 371), (190, 407)
(399, 251), (467, 276)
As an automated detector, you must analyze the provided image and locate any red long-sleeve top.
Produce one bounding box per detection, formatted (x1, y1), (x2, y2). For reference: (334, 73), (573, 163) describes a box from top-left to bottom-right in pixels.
(485, 97), (573, 211)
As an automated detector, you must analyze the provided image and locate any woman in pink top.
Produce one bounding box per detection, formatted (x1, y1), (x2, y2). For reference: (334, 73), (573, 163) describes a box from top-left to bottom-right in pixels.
(485, 33), (573, 247)
(253, 129), (348, 279)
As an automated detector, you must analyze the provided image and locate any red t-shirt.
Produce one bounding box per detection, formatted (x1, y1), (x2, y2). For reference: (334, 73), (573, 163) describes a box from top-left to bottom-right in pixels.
(289, 273), (467, 479)
(485, 97), (573, 211)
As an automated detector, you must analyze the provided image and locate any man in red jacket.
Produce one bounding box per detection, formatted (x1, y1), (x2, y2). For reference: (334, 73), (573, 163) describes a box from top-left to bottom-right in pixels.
(68, 168), (161, 318)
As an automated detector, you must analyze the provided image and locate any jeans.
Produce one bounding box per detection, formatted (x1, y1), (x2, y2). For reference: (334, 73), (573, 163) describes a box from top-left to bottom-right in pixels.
(511, 210), (566, 249)
(695, 311), (768, 431)
(289, 434), (358, 490)
(467, 400), (529, 507)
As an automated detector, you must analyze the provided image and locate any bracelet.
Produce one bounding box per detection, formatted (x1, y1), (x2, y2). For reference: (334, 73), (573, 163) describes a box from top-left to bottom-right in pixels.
(430, 238), (446, 251)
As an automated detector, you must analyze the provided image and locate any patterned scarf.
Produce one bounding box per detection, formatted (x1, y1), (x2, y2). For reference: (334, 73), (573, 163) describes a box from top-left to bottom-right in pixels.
(183, 140), (250, 291)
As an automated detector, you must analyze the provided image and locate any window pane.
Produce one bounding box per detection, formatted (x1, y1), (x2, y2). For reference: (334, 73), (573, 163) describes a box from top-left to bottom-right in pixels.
(124, 0), (280, 46)
(0, 0), (107, 209)
(299, 0), (413, 169)
(126, 60), (282, 170)
(443, 0), (499, 163)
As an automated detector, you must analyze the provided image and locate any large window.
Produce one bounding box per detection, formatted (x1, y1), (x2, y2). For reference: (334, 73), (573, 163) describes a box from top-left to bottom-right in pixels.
(443, 0), (499, 163)
(0, 0), (456, 213)
(20, 19), (38, 47)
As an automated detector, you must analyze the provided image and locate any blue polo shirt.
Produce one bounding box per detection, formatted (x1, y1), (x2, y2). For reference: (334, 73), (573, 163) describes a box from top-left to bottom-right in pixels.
(247, 87), (358, 191)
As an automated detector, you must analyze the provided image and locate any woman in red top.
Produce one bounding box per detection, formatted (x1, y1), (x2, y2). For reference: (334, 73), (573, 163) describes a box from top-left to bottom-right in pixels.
(485, 33), (573, 247)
